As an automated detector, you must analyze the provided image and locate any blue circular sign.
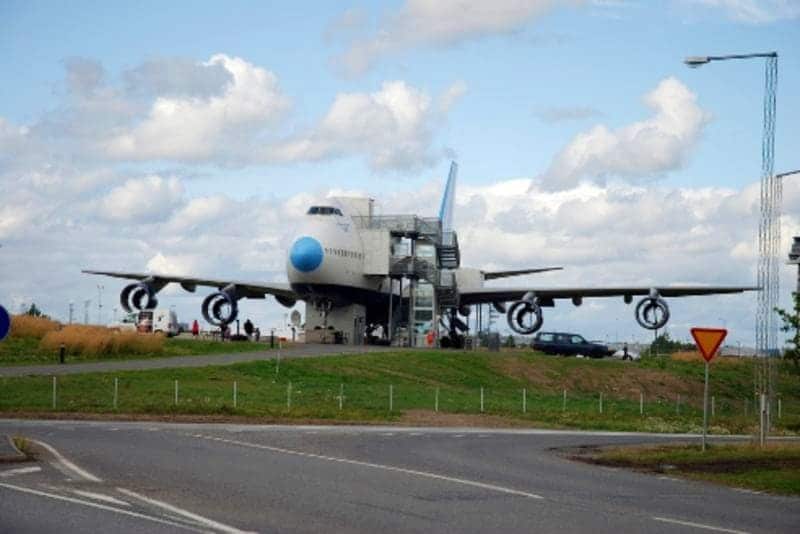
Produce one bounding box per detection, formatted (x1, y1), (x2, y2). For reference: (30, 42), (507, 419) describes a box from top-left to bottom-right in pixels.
(290, 236), (324, 272)
(0, 305), (10, 342)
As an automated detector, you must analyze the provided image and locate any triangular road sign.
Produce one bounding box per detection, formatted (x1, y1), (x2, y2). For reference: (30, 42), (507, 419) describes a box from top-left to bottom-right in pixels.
(690, 328), (728, 362)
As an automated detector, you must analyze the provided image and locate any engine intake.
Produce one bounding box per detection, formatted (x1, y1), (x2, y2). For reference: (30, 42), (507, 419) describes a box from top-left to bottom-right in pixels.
(634, 296), (670, 330)
(507, 300), (543, 335)
(202, 284), (241, 327)
(120, 281), (160, 313)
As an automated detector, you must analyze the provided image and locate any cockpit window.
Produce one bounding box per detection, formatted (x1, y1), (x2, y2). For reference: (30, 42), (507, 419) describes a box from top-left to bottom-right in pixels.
(307, 206), (343, 216)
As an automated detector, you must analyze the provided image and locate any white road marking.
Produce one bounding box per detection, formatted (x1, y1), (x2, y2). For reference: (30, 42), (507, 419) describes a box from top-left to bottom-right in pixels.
(409, 432), (423, 436)
(652, 516), (751, 534)
(0, 466), (41, 478)
(30, 439), (101, 482)
(117, 487), (253, 534)
(380, 432), (395, 437)
(452, 434), (464, 438)
(0, 482), (203, 532)
(71, 489), (131, 507)
(194, 433), (544, 500)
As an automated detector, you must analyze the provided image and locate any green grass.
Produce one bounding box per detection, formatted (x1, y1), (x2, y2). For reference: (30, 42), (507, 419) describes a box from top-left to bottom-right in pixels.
(1, 350), (798, 434)
(0, 336), (272, 366)
(588, 443), (800, 495)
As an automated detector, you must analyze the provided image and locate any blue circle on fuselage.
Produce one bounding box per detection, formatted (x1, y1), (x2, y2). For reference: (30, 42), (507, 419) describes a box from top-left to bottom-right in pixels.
(290, 236), (324, 272)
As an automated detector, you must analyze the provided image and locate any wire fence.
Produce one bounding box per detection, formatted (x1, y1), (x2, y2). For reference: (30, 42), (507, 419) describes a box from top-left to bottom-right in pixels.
(3, 376), (796, 431)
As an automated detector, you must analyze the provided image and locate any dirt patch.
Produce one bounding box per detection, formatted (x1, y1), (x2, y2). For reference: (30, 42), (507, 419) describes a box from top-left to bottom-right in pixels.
(491, 356), (702, 401)
(491, 358), (559, 389)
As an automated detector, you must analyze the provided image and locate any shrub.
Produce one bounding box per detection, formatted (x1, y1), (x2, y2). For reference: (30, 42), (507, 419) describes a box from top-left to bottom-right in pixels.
(10, 314), (60, 339)
(40, 325), (164, 356)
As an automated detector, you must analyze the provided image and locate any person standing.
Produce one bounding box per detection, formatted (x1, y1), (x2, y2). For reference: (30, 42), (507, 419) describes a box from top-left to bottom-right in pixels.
(191, 319), (199, 337)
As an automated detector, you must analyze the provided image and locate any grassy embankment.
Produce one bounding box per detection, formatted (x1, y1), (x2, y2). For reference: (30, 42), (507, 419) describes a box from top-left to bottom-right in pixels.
(582, 442), (800, 495)
(1, 348), (798, 435)
(0, 315), (271, 366)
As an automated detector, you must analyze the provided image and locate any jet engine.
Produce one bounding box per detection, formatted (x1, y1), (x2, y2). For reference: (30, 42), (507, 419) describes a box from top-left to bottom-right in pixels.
(120, 280), (161, 313)
(507, 299), (543, 335)
(634, 293), (670, 330)
(202, 284), (241, 327)
(275, 295), (297, 308)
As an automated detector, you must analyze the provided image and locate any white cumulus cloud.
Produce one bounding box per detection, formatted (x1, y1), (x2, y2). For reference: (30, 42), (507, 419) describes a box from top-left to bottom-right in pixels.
(687, 0), (800, 23)
(106, 54), (290, 161)
(335, 0), (581, 75)
(265, 80), (461, 171)
(98, 175), (184, 221)
(534, 77), (709, 191)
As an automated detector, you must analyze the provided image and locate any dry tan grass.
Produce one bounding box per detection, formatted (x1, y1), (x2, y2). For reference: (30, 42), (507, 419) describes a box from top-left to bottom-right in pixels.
(10, 315), (60, 339)
(40, 325), (164, 356)
(670, 350), (744, 365)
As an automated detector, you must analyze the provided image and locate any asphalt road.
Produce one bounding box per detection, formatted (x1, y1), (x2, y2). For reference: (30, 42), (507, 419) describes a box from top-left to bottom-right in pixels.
(0, 343), (396, 377)
(0, 420), (797, 533)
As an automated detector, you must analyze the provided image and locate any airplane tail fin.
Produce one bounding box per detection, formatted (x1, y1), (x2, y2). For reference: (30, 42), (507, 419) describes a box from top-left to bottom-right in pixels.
(439, 161), (457, 233)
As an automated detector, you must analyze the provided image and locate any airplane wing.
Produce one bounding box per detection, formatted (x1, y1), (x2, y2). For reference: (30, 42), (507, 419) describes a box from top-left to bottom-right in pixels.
(82, 270), (298, 300)
(482, 267), (563, 280)
(459, 285), (759, 305)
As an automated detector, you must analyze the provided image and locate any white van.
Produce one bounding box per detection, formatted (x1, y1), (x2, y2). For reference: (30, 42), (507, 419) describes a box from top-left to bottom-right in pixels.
(136, 309), (179, 337)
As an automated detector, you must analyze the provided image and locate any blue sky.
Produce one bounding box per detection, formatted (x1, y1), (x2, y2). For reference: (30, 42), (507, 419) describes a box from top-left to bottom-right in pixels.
(1, 0), (799, 344)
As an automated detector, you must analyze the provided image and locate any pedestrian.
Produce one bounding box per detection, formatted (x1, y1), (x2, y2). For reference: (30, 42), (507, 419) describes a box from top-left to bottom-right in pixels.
(192, 319), (199, 337)
(255, 327), (261, 342)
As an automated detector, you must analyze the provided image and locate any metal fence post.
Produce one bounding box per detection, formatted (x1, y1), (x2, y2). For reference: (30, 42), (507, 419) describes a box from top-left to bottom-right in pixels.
(778, 397), (782, 419)
(599, 392), (603, 414)
(233, 381), (238, 409)
(639, 391), (644, 416)
(480, 387), (484, 413)
(52, 376), (57, 409)
(113, 378), (118, 410)
(174, 380), (179, 406)
(562, 389), (567, 412)
(339, 383), (344, 411)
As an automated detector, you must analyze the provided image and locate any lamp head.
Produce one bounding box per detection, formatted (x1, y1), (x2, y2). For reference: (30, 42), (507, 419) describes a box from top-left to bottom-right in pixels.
(684, 56), (710, 68)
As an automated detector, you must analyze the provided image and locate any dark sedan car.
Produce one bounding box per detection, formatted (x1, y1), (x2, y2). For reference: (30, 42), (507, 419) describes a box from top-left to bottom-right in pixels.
(531, 332), (612, 358)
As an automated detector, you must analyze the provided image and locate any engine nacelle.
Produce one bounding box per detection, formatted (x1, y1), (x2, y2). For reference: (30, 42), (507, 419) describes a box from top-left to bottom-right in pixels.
(275, 295), (297, 308)
(507, 300), (543, 335)
(634, 296), (670, 330)
(202, 284), (241, 327)
(120, 281), (159, 313)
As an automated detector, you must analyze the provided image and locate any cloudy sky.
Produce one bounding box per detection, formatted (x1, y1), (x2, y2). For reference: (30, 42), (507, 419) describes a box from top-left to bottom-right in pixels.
(1, 0), (799, 345)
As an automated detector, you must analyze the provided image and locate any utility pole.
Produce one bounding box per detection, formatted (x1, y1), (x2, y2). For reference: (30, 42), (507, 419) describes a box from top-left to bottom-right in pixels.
(84, 299), (91, 324)
(685, 51), (779, 430)
(68, 301), (74, 324)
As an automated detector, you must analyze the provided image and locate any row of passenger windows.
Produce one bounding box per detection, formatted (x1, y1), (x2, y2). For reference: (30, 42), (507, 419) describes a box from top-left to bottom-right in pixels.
(325, 247), (363, 259)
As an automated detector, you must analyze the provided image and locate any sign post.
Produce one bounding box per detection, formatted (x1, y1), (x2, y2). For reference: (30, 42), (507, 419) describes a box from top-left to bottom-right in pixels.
(691, 327), (728, 452)
(0, 305), (10, 342)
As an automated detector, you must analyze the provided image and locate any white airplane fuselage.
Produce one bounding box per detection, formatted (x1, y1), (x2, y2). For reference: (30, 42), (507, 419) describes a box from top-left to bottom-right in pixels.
(286, 207), (385, 309)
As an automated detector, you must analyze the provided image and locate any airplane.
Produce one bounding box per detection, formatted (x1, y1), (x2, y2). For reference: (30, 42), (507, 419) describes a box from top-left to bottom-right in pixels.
(84, 162), (758, 347)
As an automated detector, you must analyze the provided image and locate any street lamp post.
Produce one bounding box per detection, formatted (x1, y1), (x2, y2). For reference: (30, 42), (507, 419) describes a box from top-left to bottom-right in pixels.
(684, 50), (779, 432)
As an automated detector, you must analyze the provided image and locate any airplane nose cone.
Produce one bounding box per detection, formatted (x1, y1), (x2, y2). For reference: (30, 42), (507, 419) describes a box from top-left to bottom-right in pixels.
(290, 236), (324, 272)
